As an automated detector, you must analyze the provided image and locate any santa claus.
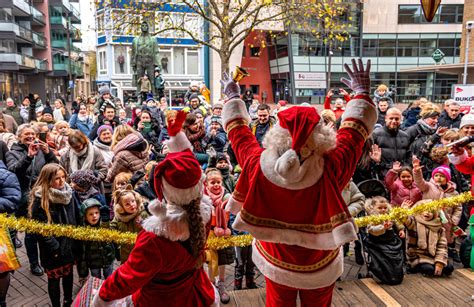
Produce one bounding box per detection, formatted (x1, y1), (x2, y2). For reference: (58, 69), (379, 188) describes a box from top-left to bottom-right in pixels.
(221, 59), (377, 306)
(92, 111), (217, 306)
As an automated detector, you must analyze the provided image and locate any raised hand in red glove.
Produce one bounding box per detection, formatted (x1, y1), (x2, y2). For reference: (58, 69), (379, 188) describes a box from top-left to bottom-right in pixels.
(167, 110), (187, 137)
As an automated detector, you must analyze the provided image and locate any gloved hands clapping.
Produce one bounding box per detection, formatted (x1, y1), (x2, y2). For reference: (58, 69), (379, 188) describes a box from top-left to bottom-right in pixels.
(340, 59), (371, 95)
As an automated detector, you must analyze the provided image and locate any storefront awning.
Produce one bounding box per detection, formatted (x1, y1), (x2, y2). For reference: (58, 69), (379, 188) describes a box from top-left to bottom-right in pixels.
(400, 62), (474, 75)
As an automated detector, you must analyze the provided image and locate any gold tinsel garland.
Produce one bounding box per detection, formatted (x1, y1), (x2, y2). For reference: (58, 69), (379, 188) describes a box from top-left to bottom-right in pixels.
(1, 193), (471, 249)
(355, 192), (473, 228)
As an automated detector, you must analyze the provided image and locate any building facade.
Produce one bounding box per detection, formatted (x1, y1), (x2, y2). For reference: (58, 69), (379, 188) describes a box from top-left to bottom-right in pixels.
(95, 1), (206, 105)
(0, 0), (84, 103)
(237, 0), (464, 104)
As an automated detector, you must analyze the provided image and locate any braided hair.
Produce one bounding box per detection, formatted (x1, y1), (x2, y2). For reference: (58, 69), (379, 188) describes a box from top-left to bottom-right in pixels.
(183, 198), (206, 258)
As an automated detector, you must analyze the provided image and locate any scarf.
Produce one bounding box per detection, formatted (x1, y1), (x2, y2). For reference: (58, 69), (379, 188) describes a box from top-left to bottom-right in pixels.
(414, 215), (443, 257)
(185, 127), (205, 153)
(417, 119), (437, 135)
(75, 187), (99, 203)
(93, 138), (111, 149)
(34, 184), (73, 205)
(78, 114), (90, 122)
(114, 204), (142, 223)
(69, 143), (95, 173)
(204, 185), (228, 234)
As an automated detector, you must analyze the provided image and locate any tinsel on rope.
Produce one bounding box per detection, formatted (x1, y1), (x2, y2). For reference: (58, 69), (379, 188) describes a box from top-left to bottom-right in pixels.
(355, 192), (473, 228)
(0, 193), (471, 249)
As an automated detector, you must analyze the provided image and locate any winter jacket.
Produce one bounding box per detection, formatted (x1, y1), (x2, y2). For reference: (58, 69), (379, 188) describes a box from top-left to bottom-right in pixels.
(249, 117), (276, 146)
(3, 105), (22, 125)
(106, 133), (149, 183)
(0, 140), (7, 164)
(69, 113), (94, 136)
(0, 132), (16, 149)
(404, 215), (448, 267)
(401, 107), (421, 130)
(372, 126), (411, 175)
(30, 190), (79, 271)
(0, 161), (21, 214)
(88, 115), (121, 141)
(154, 74), (165, 90)
(384, 169), (422, 206)
(414, 168), (459, 201)
(6, 142), (58, 215)
(0, 112), (18, 134)
(376, 110), (387, 126)
(77, 222), (115, 277)
(60, 144), (107, 182)
(341, 181), (365, 217)
(405, 120), (437, 158)
(438, 113), (463, 129)
(93, 139), (113, 167)
(110, 208), (149, 263)
(202, 128), (227, 153)
(135, 181), (156, 201)
(93, 97), (116, 116)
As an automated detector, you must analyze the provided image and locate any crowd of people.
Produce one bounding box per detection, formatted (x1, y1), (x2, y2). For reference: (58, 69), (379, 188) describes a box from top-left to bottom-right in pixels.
(0, 77), (472, 307)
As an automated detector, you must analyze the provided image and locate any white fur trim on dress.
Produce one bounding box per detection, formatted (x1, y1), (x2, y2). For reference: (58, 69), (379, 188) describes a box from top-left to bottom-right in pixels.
(225, 195), (243, 214)
(448, 150), (468, 165)
(165, 131), (192, 153)
(91, 285), (132, 307)
(222, 98), (251, 129)
(162, 176), (204, 205)
(143, 196), (212, 241)
(341, 99), (377, 134)
(252, 241), (344, 289)
(232, 213), (358, 250)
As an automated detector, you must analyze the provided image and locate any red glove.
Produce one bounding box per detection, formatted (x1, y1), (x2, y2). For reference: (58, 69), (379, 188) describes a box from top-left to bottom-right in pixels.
(167, 110), (187, 137)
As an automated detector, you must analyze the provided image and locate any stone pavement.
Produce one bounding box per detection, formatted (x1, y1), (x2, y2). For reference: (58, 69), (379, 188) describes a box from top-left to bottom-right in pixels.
(3, 235), (386, 306)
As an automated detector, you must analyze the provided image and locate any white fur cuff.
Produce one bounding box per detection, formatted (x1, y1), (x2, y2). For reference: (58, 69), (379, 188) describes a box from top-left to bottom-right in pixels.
(226, 196), (243, 214)
(448, 151), (468, 165)
(341, 99), (377, 134)
(166, 132), (192, 153)
(222, 98), (251, 130)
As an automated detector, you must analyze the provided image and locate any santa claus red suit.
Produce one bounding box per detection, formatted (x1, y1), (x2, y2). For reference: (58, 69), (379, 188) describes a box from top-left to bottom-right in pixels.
(222, 59), (377, 306)
(92, 111), (216, 307)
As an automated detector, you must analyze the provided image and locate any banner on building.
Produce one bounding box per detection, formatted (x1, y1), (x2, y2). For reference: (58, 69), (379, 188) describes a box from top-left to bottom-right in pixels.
(294, 72), (326, 89)
(452, 84), (474, 113)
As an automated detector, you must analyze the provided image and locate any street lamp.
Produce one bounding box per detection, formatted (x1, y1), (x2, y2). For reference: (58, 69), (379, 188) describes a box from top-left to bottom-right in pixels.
(463, 21), (474, 85)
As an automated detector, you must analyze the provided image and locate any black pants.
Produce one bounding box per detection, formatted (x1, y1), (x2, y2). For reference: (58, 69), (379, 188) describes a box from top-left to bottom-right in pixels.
(413, 263), (454, 277)
(0, 272), (10, 307)
(48, 274), (73, 307)
(234, 246), (255, 280)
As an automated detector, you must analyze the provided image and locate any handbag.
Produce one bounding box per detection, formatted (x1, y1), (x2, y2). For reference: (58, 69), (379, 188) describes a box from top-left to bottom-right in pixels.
(0, 227), (20, 273)
(73, 276), (130, 307)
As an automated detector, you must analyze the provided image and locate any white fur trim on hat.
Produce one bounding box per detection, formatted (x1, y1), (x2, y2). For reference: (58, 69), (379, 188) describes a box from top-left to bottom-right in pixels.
(252, 241), (344, 289)
(232, 213), (358, 250)
(341, 99), (377, 134)
(222, 98), (251, 130)
(162, 176), (204, 206)
(448, 150), (468, 165)
(274, 149), (308, 182)
(460, 114), (474, 129)
(166, 131), (192, 153)
(143, 196), (212, 241)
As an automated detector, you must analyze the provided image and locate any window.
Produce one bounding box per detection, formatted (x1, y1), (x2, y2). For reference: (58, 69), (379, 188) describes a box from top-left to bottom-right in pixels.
(98, 50), (107, 75)
(186, 49), (199, 75)
(250, 85), (260, 96)
(173, 47), (185, 75)
(397, 40), (419, 57)
(114, 46), (129, 75)
(0, 8), (13, 22)
(438, 38), (456, 56)
(378, 40), (395, 57)
(398, 4), (463, 24)
(362, 39), (378, 57)
(250, 47), (261, 57)
(419, 39), (436, 57)
(97, 14), (105, 36)
(0, 40), (14, 53)
(158, 49), (171, 74)
(242, 46), (246, 57)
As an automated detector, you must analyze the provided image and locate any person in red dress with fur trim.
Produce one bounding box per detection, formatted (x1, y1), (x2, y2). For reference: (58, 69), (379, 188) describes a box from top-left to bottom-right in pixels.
(92, 111), (217, 307)
(221, 59), (377, 306)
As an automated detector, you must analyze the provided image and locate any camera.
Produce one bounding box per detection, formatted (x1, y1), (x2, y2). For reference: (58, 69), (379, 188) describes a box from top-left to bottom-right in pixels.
(333, 88), (340, 95)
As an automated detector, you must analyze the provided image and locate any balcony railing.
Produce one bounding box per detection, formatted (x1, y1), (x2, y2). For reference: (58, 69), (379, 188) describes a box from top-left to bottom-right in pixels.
(61, 0), (71, 12)
(51, 39), (67, 49)
(71, 5), (80, 20)
(31, 6), (46, 24)
(35, 59), (48, 70)
(18, 25), (33, 42)
(32, 32), (46, 47)
(53, 62), (67, 71)
(12, 0), (30, 14)
(0, 22), (33, 42)
(0, 53), (36, 68)
(50, 15), (67, 28)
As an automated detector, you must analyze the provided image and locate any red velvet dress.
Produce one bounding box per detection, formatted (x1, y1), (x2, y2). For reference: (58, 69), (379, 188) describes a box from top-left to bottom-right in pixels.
(98, 230), (215, 307)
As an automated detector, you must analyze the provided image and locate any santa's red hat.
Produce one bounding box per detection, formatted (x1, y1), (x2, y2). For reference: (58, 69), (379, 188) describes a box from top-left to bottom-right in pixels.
(277, 106), (320, 154)
(152, 111), (203, 205)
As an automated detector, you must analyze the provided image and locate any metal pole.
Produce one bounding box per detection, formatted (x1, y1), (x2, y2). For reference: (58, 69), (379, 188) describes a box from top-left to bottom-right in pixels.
(67, 14), (72, 99)
(287, 25), (296, 103)
(463, 28), (471, 85)
(327, 43), (332, 90)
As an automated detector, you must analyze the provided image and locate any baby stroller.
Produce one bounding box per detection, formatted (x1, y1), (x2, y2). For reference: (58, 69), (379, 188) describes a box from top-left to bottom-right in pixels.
(356, 179), (404, 285)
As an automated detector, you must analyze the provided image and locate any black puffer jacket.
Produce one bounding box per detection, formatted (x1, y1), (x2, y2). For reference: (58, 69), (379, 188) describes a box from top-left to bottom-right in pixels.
(30, 189), (79, 271)
(6, 142), (58, 216)
(372, 126), (411, 175)
(438, 113), (463, 129)
(405, 121), (437, 158)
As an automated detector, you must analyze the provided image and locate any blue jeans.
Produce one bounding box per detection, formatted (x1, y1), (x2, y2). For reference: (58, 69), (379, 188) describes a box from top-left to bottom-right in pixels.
(90, 265), (113, 280)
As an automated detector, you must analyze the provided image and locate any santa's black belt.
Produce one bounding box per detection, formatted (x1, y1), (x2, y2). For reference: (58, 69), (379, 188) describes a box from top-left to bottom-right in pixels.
(152, 269), (196, 285)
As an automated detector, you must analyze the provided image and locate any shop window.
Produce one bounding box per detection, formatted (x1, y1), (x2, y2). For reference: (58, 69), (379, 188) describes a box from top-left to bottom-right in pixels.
(186, 50), (199, 75)
(114, 46), (129, 75)
(173, 47), (185, 75)
(250, 47), (261, 57)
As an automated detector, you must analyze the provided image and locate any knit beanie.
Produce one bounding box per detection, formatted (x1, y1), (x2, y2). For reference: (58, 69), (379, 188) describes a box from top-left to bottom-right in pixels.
(460, 114), (474, 129)
(99, 85), (110, 96)
(210, 116), (223, 127)
(70, 170), (99, 191)
(432, 166), (451, 182)
(43, 105), (53, 115)
(97, 125), (113, 137)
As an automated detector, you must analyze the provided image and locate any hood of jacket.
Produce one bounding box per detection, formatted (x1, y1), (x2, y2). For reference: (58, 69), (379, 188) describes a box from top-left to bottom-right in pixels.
(113, 133), (148, 154)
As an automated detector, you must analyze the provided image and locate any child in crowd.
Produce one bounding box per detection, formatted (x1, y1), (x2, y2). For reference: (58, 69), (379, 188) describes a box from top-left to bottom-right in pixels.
(52, 121), (71, 157)
(341, 180), (366, 264)
(385, 161), (422, 207)
(209, 153), (235, 194)
(133, 161), (157, 202)
(110, 172), (133, 219)
(204, 168), (234, 304)
(403, 200), (454, 277)
(363, 196), (405, 285)
(28, 164), (79, 307)
(373, 84), (395, 106)
(413, 159), (462, 262)
(110, 186), (148, 263)
(70, 170), (108, 222)
(53, 99), (68, 122)
(77, 198), (115, 281)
